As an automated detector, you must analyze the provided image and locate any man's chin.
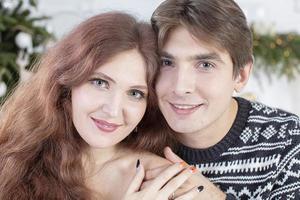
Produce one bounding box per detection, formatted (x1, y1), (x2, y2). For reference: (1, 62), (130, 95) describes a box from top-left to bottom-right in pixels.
(169, 123), (199, 135)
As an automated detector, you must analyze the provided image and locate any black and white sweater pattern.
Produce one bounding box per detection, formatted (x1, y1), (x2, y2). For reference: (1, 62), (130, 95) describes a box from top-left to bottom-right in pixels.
(176, 97), (300, 200)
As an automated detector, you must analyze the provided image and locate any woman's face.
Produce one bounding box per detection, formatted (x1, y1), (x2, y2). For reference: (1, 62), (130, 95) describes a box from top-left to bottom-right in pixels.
(71, 49), (148, 148)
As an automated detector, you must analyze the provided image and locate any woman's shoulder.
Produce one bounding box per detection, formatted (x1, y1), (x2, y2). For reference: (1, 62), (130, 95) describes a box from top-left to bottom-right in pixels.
(123, 150), (172, 170)
(108, 148), (171, 170)
(87, 150), (172, 199)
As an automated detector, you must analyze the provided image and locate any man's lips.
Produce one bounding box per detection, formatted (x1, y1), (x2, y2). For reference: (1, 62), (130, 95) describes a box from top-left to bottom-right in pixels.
(169, 102), (202, 115)
(91, 118), (121, 133)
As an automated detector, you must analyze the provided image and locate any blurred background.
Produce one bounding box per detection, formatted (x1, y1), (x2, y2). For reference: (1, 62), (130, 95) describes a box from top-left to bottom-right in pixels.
(1, 0), (300, 116)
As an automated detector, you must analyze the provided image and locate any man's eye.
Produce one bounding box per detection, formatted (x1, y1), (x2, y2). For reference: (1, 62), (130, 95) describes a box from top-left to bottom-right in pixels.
(161, 58), (173, 67)
(128, 89), (145, 100)
(197, 62), (215, 71)
(90, 78), (109, 89)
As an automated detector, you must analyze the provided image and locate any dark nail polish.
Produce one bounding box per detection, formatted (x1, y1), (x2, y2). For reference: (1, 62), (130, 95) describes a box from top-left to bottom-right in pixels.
(197, 185), (204, 192)
(136, 159), (140, 169)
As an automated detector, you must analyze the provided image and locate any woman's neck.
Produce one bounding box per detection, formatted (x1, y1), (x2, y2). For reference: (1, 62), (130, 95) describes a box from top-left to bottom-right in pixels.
(83, 145), (130, 177)
(82, 145), (135, 199)
(91, 146), (119, 164)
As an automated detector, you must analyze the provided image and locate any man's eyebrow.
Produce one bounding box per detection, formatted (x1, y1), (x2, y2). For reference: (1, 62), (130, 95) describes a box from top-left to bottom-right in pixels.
(160, 51), (175, 59)
(190, 52), (225, 64)
(160, 51), (225, 64)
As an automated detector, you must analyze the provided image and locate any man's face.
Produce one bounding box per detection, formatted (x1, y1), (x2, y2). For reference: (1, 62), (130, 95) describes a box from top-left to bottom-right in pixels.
(156, 26), (241, 140)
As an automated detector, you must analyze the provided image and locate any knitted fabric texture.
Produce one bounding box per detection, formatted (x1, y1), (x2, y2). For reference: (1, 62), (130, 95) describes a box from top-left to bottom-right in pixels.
(176, 97), (300, 200)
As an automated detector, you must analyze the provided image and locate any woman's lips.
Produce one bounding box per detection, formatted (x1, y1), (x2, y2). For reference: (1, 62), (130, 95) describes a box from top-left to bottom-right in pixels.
(91, 118), (121, 133)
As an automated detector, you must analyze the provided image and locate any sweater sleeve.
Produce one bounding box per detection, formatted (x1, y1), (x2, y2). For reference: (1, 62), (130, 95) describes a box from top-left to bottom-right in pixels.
(269, 116), (300, 199)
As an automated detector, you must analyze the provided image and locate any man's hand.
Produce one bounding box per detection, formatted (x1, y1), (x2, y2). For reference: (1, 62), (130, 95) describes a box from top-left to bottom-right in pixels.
(124, 161), (201, 200)
(144, 147), (227, 200)
(164, 146), (184, 163)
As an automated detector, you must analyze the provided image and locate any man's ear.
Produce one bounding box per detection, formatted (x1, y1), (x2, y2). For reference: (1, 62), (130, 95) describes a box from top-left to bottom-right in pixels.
(234, 59), (253, 93)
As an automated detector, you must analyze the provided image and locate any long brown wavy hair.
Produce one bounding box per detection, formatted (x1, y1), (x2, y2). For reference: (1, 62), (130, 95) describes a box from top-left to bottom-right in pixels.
(0, 12), (172, 200)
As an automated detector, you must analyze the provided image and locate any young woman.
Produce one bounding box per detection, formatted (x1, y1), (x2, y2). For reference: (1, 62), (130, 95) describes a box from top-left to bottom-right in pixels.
(0, 12), (201, 200)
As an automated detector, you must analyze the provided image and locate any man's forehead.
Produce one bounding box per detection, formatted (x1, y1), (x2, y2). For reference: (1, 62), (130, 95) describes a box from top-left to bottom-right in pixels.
(161, 26), (228, 57)
(160, 43), (227, 62)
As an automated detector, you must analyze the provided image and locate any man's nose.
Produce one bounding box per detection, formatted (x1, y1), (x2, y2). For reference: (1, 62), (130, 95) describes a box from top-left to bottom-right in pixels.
(173, 67), (196, 96)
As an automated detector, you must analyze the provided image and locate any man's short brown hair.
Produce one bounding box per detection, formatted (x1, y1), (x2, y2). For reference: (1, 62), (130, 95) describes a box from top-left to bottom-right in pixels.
(151, 0), (253, 76)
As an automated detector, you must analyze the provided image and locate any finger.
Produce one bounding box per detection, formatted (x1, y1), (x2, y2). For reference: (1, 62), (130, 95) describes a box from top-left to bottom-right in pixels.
(140, 179), (152, 190)
(164, 146), (186, 163)
(160, 166), (197, 197)
(149, 162), (186, 191)
(126, 160), (145, 194)
(145, 164), (170, 180)
(175, 185), (204, 200)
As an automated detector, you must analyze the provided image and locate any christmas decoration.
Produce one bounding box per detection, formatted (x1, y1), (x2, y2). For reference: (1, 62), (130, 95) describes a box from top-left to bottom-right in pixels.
(0, 81), (7, 97)
(0, 1), (299, 103)
(252, 24), (300, 80)
(15, 31), (33, 53)
(0, 0), (53, 103)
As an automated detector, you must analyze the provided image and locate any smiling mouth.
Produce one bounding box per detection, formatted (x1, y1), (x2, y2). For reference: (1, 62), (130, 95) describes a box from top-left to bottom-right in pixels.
(91, 118), (121, 133)
(169, 103), (202, 115)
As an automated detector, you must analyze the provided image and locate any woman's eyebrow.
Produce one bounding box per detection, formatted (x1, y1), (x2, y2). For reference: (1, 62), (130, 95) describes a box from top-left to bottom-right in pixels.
(92, 72), (115, 83)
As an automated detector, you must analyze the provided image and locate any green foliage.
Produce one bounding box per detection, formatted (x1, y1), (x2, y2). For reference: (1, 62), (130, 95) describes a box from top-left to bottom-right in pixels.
(0, 0), (53, 103)
(252, 25), (300, 79)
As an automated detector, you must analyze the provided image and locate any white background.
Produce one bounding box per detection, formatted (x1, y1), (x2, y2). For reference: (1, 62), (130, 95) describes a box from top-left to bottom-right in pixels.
(33, 0), (300, 116)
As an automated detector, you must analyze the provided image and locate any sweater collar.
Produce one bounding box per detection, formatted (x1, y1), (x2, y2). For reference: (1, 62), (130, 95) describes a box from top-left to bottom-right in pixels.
(176, 97), (251, 164)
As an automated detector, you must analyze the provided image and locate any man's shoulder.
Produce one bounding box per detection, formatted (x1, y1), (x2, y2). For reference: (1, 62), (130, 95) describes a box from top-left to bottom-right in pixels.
(243, 99), (299, 128)
(248, 99), (298, 118)
(236, 98), (299, 146)
(234, 100), (299, 156)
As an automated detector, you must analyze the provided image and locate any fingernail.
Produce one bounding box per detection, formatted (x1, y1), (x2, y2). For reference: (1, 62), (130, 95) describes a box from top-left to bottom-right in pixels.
(197, 185), (204, 192)
(136, 159), (140, 170)
(189, 166), (197, 173)
(179, 161), (188, 168)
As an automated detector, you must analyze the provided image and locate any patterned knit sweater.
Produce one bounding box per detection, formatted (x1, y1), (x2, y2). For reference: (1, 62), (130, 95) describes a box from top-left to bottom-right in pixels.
(176, 97), (300, 200)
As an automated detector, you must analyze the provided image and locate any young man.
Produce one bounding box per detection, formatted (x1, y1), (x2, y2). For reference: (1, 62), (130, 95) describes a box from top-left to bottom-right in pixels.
(151, 0), (300, 199)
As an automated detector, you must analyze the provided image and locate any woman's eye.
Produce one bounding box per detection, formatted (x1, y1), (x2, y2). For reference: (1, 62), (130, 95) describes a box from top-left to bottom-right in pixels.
(128, 90), (145, 100)
(90, 79), (109, 89)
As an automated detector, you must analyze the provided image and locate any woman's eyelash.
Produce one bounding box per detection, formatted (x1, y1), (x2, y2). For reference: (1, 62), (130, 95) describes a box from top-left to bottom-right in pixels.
(129, 89), (146, 100)
(88, 78), (147, 100)
(89, 78), (109, 88)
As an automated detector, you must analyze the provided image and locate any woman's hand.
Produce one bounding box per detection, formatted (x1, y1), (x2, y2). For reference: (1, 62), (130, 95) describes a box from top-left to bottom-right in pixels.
(123, 160), (201, 200)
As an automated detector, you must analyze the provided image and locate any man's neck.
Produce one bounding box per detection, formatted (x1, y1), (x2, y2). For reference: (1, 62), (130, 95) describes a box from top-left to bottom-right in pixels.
(176, 98), (239, 149)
